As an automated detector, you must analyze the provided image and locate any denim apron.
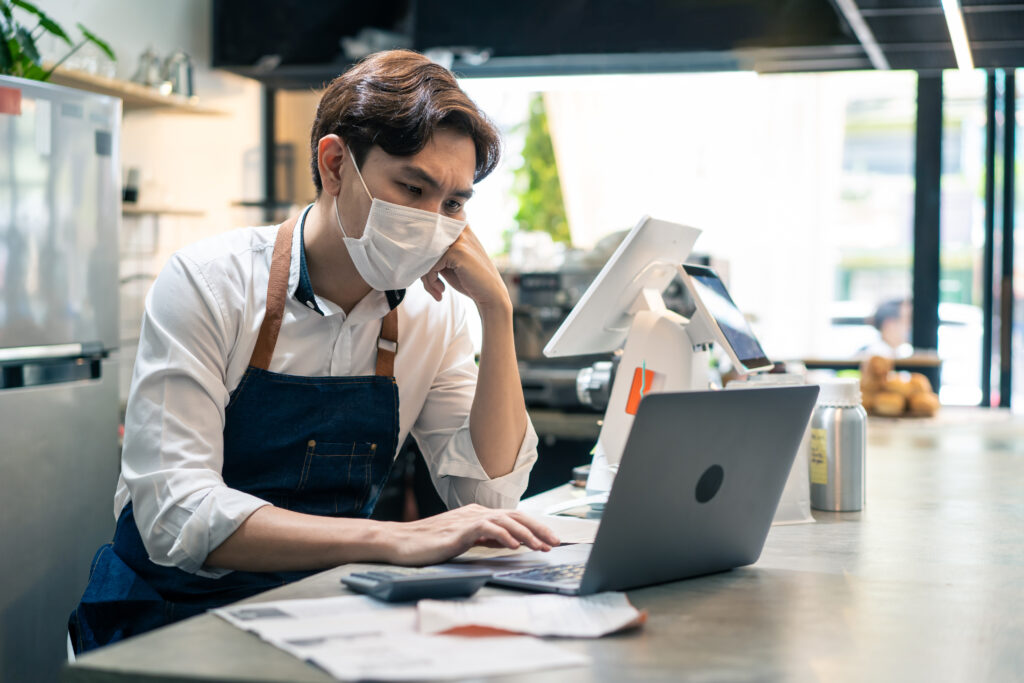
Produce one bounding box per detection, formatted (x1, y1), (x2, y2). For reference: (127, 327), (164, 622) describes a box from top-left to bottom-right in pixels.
(70, 213), (401, 652)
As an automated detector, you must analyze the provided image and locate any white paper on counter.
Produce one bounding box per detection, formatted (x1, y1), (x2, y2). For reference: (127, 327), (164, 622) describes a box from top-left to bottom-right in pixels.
(525, 512), (600, 544)
(452, 544), (539, 561)
(215, 593), (590, 681)
(418, 591), (645, 638)
(287, 633), (588, 681)
(214, 594), (417, 643)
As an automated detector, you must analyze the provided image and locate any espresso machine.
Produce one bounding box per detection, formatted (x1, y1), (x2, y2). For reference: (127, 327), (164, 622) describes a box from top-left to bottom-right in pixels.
(509, 255), (708, 414)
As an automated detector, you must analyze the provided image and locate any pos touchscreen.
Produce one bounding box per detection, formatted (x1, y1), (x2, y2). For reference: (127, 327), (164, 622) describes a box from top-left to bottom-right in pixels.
(680, 264), (773, 373)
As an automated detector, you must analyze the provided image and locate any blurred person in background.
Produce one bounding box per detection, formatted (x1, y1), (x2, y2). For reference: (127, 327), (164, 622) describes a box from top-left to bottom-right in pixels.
(858, 298), (912, 359)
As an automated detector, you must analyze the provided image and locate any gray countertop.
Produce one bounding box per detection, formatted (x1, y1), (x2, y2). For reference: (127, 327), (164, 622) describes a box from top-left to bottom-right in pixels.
(63, 408), (1024, 682)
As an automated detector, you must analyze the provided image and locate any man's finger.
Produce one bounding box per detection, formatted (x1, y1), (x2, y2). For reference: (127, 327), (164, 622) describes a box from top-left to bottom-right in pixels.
(493, 515), (550, 552)
(509, 512), (561, 546)
(477, 521), (519, 549)
(420, 270), (445, 300)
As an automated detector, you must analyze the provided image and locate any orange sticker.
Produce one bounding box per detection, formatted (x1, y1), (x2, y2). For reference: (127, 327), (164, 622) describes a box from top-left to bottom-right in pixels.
(0, 87), (22, 116)
(625, 367), (655, 415)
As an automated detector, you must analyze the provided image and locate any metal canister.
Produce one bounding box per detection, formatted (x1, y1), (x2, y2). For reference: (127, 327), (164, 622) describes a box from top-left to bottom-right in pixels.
(810, 378), (866, 511)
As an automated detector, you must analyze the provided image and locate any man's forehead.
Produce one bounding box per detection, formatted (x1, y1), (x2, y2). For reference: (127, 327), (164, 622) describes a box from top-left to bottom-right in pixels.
(369, 135), (475, 181)
(400, 160), (472, 188)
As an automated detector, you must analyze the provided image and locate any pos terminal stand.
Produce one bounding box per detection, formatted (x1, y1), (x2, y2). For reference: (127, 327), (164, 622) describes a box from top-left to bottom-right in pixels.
(584, 284), (714, 493)
(544, 217), (773, 495)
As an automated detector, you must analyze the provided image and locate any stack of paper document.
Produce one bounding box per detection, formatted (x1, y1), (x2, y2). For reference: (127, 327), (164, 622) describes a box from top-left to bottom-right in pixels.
(419, 592), (645, 637)
(215, 590), (643, 681)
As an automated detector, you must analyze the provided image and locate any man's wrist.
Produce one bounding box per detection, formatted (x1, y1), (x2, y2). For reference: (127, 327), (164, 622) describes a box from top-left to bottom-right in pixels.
(339, 518), (397, 564)
(476, 293), (513, 320)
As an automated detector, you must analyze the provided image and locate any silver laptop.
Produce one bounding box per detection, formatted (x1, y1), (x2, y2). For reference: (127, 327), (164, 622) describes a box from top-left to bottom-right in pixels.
(489, 385), (819, 595)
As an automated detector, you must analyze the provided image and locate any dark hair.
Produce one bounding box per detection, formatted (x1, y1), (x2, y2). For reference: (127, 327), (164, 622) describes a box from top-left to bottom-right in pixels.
(309, 50), (501, 195)
(873, 298), (908, 330)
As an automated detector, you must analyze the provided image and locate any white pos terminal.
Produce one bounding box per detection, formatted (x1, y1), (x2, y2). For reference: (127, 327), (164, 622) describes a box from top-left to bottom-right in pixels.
(544, 216), (773, 494)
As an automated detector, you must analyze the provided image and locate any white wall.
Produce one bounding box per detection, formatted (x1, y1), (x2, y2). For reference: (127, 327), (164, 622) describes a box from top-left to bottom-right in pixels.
(31, 0), (264, 401)
(36, 0), (264, 245)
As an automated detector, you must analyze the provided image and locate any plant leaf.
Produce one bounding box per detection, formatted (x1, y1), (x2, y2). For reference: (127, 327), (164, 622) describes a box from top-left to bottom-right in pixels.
(22, 59), (46, 80)
(1, 3), (13, 21)
(12, 0), (73, 46)
(0, 34), (13, 72)
(15, 25), (39, 64)
(6, 36), (21, 62)
(76, 23), (114, 61)
(38, 14), (72, 46)
(6, 36), (32, 77)
(11, 0), (44, 16)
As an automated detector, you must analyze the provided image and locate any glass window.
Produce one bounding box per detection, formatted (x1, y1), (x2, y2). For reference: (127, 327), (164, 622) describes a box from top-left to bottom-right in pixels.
(1014, 69), (1024, 409)
(462, 71), (920, 372)
(939, 70), (987, 406)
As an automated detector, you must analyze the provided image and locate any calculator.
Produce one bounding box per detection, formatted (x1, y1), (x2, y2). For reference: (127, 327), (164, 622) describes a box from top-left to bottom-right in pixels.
(340, 567), (493, 602)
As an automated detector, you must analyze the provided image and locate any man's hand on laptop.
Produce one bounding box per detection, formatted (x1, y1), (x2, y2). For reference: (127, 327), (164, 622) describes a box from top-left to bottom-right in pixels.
(382, 505), (561, 566)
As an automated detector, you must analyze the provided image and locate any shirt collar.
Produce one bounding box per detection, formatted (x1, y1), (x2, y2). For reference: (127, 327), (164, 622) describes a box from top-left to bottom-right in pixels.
(294, 204), (323, 315)
(290, 203), (406, 317)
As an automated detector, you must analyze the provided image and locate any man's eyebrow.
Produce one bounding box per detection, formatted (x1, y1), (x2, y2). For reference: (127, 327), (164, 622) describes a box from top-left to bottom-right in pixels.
(399, 164), (474, 199)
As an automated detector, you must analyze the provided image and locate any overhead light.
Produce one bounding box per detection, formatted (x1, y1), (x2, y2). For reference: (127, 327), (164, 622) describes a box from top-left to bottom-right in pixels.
(833, 0), (890, 70)
(941, 0), (974, 70)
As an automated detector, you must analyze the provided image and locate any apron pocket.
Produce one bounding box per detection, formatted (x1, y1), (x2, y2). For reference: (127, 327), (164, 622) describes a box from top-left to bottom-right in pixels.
(310, 440), (378, 457)
(298, 441), (379, 513)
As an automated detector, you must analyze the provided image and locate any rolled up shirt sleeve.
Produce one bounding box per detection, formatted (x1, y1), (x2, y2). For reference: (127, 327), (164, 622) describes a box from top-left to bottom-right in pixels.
(120, 252), (269, 578)
(411, 296), (538, 510)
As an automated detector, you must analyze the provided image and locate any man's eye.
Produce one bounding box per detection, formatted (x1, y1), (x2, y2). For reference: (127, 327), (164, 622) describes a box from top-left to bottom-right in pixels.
(445, 200), (463, 213)
(403, 184), (422, 196)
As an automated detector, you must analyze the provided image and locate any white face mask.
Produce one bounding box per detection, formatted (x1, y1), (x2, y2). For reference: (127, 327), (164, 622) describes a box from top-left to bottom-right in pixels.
(334, 147), (467, 291)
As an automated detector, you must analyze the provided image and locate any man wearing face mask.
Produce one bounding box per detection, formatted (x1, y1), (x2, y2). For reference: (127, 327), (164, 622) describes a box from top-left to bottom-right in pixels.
(69, 50), (557, 652)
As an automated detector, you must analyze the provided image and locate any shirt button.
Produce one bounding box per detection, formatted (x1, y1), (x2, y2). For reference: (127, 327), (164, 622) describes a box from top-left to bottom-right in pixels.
(308, 439), (316, 448)
(305, 300), (315, 309)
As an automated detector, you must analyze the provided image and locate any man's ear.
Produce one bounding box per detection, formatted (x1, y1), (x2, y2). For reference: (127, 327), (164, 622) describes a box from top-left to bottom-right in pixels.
(317, 134), (347, 196)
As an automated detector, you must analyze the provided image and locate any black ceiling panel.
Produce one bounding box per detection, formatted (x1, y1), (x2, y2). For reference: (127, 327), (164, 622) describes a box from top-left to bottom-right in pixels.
(210, 0), (1024, 86)
(839, 0), (1024, 70)
(414, 0), (854, 57)
(855, 0), (943, 10)
(212, 0), (409, 67)
(965, 9), (1024, 42)
(866, 14), (950, 44)
(963, 0), (1024, 6)
(884, 45), (958, 71)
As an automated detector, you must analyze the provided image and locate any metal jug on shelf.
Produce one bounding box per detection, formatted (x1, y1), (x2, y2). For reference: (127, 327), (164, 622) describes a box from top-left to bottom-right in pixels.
(130, 47), (162, 87)
(161, 50), (194, 98)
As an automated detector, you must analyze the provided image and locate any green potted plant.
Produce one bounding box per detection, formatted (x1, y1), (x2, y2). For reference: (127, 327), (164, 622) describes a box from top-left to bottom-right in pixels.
(0, 0), (114, 81)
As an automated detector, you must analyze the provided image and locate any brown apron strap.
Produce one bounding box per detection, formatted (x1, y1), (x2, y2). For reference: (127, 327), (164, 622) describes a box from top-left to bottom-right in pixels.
(375, 307), (399, 377)
(249, 211), (400, 375)
(248, 215), (298, 370)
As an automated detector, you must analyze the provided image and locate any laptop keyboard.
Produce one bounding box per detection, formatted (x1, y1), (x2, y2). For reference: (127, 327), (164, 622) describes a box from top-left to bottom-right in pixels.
(498, 562), (586, 585)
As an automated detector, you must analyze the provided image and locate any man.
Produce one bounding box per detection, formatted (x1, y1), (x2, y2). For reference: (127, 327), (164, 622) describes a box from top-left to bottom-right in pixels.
(70, 50), (557, 652)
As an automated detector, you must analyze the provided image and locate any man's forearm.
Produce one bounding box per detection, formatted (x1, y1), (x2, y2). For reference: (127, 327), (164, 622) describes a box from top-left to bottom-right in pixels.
(205, 505), (393, 572)
(470, 300), (528, 479)
(205, 499), (560, 572)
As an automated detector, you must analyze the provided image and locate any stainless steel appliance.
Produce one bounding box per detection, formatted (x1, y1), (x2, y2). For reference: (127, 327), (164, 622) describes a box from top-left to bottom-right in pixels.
(0, 75), (121, 683)
(510, 268), (609, 410)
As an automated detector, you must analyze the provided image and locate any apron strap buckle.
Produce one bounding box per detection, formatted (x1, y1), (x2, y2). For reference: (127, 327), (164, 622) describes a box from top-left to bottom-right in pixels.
(375, 307), (399, 377)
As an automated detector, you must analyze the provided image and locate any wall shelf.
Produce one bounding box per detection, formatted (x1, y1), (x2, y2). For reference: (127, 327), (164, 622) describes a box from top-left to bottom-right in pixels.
(45, 65), (225, 115)
(122, 205), (205, 217)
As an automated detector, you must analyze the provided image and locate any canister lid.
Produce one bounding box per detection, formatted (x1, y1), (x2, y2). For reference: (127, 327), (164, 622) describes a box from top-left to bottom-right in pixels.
(816, 378), (861, 406)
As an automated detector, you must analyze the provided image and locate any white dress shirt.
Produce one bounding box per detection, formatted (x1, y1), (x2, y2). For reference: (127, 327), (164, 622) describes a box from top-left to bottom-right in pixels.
(116, 211), (538, 577)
